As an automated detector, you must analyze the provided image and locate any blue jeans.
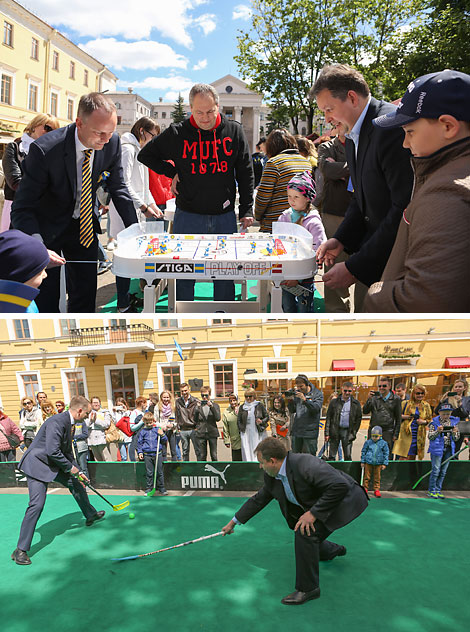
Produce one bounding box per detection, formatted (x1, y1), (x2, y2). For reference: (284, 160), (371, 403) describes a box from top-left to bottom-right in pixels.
(282, 282), (314, 313)
(118, 442), (129, 461)
(429, 446), (453, 492)
(173, 208), (237, 301)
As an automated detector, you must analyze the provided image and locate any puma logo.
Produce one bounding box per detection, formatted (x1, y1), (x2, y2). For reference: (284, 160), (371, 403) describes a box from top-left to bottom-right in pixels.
(204, 463), (231, 485)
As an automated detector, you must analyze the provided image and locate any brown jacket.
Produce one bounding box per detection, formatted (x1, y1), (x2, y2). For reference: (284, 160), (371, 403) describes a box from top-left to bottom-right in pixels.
(365, 138), (470, 312)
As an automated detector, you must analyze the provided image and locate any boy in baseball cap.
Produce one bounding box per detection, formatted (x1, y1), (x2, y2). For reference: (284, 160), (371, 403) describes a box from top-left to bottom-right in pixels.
(364, 69), (470, 313)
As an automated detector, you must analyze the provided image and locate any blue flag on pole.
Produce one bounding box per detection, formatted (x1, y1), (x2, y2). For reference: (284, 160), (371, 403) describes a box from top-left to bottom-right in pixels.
(173, 338), (184, 361)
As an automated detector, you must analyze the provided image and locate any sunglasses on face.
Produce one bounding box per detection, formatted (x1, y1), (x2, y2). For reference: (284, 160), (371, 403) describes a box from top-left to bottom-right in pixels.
(44, 124), (53, 132)
(371, 434), (381, 438)
(23, 401), (33, 406)
(378, 385), (388, 388)
(245, 395), (254, 399)
(343, 389), (353, 393)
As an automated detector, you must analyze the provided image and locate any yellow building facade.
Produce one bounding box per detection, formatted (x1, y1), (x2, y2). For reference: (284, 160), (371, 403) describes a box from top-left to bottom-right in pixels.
(0, 317), (469, 416)
(0, 0), (117, 142)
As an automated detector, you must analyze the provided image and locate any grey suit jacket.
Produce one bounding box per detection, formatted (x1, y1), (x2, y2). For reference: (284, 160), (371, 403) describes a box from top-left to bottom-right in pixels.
(235, 452), (368, 531)
(18, 411), (77, 482)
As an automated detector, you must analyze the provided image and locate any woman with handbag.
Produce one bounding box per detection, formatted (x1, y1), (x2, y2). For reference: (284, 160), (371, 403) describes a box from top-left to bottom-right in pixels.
(155, 391), (178, 461)
(269, 395), (291, 450)
(393, 384), (432, 461)
(19, 397), (42, 447)
(114, 398), (132, 461)
(237, 388), (269, 462)
(0, 410), (23, 461)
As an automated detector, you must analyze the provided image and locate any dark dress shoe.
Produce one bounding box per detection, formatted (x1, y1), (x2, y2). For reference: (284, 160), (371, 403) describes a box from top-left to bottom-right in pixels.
(86, 510), (105, 526)
(11, 548), (31, 565)
(281, 588), (320, 605)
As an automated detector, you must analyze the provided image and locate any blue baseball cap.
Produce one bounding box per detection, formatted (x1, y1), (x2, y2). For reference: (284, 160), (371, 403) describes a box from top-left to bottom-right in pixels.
(373, 69), (470, 129)
(439, 403), (453, 412)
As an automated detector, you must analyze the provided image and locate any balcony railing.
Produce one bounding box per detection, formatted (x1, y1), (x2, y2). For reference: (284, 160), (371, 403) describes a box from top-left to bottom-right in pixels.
(68, 323), (154, 346)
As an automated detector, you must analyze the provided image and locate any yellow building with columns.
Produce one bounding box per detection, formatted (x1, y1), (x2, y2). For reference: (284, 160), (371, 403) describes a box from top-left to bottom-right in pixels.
(0, 317), (469, 416)
(0, 0), (117, 145)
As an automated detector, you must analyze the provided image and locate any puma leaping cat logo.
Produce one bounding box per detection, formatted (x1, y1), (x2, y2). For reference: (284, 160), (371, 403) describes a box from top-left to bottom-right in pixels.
(204, 463), (231, 485)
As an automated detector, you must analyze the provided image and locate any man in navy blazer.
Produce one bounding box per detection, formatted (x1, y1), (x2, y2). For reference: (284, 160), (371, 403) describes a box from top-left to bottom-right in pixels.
(312, 65), (414, 311)
(222, 437), (368, 605)
(12, 395), (104, 565)
(11, 92), (158, 312)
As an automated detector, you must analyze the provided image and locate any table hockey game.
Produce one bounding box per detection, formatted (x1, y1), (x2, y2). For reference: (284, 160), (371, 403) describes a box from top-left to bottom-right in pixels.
(112, 221), (317, 312)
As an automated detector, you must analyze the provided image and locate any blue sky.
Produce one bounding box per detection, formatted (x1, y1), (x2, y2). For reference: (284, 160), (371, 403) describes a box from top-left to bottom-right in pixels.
(23, 0), (254, 103)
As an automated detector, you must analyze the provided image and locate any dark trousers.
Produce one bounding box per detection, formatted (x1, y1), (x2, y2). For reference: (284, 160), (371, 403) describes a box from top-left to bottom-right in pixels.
(0, 449), (16, 462)
(36, 218), (99, 313)
(291, 436), (318, 456)
(294, 519), (342, 592)
(231, 448), (242, 461)
(196, 435), (218, 461)
(129, 427), (143, 462)
(17, 471), (98, 552)
(162, 430), (178, 461)
(76, 450), (89, 479)
(143, 453), (166, 492)
(329, 428), (353, 460)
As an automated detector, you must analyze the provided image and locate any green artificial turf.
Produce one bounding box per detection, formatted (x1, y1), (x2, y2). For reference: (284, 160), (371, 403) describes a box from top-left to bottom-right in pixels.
(101, 279), (325, 312)
(3, 495), (462, 632)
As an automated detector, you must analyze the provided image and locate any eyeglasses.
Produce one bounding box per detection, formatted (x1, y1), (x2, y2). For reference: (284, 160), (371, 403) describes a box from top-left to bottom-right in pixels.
(343, 389), (353, 393)
(378, 385), (388, 388)
(245, 395), (254, 399)
(415, 392), (425, 396)
(44, 124), (53, 132)
(23, 401), (33, 405)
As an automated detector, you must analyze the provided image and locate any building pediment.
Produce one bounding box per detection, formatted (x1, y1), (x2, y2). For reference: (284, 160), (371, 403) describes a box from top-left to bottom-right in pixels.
(211, 74), (261, 96)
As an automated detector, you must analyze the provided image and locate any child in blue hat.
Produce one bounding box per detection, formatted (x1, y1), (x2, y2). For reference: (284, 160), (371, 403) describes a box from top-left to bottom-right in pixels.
(361, 425), (389, 497)
(365, 69), (470, 313)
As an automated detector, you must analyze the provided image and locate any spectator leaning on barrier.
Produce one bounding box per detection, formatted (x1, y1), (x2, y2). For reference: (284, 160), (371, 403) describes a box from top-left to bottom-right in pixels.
(287, 375), (323, 456)
(193, 386), (221, 462)
(222, 393), (242, 461)
(175, 383), (200, 461)
(363, 377), (402, 455)
(324, 382), (362, 461)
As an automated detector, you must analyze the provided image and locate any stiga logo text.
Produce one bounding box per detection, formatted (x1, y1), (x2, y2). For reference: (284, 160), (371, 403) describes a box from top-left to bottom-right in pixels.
(156, 263), (195, 273)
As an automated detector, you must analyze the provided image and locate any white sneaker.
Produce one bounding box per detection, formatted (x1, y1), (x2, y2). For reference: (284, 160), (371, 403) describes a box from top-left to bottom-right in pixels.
(106, 240), (117, 251)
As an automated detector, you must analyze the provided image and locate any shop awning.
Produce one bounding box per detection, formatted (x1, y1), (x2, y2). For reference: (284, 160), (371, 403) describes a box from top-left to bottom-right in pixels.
(445, 357), (470, 369)
(332, 360), (355, 371)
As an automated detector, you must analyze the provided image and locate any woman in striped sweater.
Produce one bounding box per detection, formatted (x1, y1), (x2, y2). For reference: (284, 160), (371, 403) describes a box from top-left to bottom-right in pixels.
(254, 129), (312, 232)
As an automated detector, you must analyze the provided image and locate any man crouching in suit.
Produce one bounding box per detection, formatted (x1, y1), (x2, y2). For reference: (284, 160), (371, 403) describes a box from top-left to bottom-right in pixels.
(11, 92), (160, 312)
(222, 437), (368, 605)
(12, 395), (104, 565)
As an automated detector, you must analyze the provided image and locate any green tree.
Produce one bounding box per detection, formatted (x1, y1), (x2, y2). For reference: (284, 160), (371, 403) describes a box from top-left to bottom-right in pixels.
(382, 0), (470, 98)
(235, 0), (425, 131)
(266, 102), (291, 133)
(171, 94), (186, 123)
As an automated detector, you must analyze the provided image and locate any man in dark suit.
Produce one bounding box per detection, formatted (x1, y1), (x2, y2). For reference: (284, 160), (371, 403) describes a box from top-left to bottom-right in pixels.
(311, 65), (414, 311)
(12, 395), (104, 566)
(222, 437), (368, 605)
(11, 92), (158, 312)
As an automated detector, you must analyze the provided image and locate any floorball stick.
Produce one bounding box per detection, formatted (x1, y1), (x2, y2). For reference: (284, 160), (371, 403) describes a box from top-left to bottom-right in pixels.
(412, 444), (469, 490)
(146, 432), (161, 497)
(76, 476), (130, 511)
(111, 531), (224, 562)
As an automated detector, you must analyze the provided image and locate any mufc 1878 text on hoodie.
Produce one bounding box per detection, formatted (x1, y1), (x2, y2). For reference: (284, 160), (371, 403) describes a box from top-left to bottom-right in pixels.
(137, 113), (254, 218)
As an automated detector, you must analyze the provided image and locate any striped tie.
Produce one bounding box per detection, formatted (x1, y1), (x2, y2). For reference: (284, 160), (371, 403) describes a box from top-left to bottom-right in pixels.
(79, 149), (93, 248)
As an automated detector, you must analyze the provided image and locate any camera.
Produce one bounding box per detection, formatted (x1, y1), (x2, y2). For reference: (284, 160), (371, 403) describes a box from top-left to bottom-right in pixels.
(283, 388), (297, 397)
(441, 425), (454, 434)
(370, 391), (380, 396)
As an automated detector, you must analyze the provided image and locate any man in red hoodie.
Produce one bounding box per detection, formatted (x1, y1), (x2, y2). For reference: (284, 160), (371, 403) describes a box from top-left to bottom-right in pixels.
(138, 83), (254, 302)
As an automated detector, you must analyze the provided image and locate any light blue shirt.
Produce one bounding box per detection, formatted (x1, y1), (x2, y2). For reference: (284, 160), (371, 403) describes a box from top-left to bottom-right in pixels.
(275, 458), (302, 507)
(381, 392), (391, 401)
(346, 96), (371, 157)
(339, 397), (351, 428)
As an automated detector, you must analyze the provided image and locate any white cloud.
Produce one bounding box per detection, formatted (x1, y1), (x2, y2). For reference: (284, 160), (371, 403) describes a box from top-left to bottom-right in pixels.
(194, 14), (217, 35)
(164, 90), (191, 103)
(232, 4), (252, 20)
(193, 59), (208, 71)
(80, 39), (188, 70)
(23, 0), (215, 47)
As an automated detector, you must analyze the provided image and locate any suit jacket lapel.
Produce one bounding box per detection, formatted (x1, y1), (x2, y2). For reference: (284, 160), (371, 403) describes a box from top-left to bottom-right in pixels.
(285, 453), (303, 508)
(345, 138), (357, 188)
(64, 124), (77, 200)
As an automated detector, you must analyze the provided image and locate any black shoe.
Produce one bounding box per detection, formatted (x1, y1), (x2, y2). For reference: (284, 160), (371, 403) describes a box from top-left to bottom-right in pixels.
(97, 261), (112, 275)
(86, 510), (105, 526)
(11, 548), (31, 565)
(158, 490), (169, 496)
(281, 589), (320, 605)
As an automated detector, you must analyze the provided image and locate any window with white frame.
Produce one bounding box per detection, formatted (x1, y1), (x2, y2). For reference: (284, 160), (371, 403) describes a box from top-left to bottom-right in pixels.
(67, 98), (74, 120)
(28, 81), (38, 111)
(210, 360), (237, 397)
(1, 73), (12, 104)
(3, 21), (13, 47)
(158, 363), (183, 396)
(159, 319), (178, 329)
(13, 319), (31, 339)
(263, 357), (292, 393)
(31, 37), (39, 60)
(60, 368), (87, 400)
(105, 364), (139, 409)
(69, 61), (75, 79)
(52, 50), (59, 70)
(17, 372), (41, 399)
(60, 319), (77, 336)
(50, 90), (58, 116)
(212, 318), (232, 325)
